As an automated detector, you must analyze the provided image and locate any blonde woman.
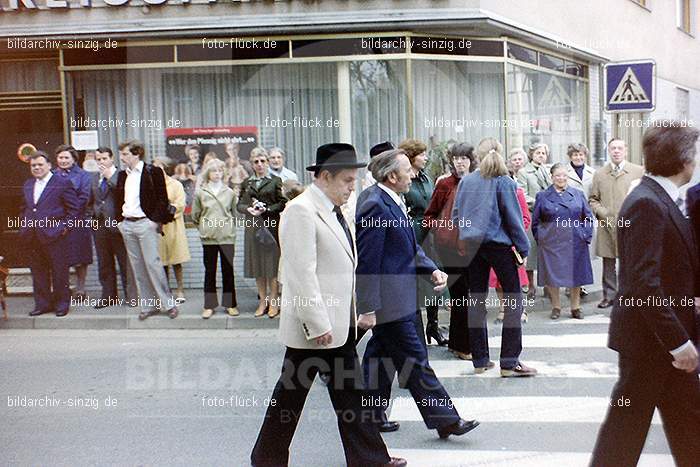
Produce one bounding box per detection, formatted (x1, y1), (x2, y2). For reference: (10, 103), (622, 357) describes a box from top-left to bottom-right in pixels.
(191, 159), (239, 319)
(452, 138), (537, 377)
(153, 157), (191, 303)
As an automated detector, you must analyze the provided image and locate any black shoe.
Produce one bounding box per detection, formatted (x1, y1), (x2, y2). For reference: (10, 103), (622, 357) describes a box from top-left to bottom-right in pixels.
(56, 309), (69, 317)
(378, 421), (400, 432)
(597, 299), (613, 309)
(29, 309), (51, 316)
(426, 322), (448, 346)
(138, 309), (160, 320)
(437, 418), (480, 439)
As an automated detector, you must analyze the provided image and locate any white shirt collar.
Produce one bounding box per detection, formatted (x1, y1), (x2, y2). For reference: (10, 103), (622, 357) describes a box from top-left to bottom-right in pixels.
(611, 160), (626, 171)
(377, 183), (405, 210)
(126, 160), (144, 175)
(37, 172), (52, 183)
(646, 174), (680, 204)
(310, 182), (336, 213)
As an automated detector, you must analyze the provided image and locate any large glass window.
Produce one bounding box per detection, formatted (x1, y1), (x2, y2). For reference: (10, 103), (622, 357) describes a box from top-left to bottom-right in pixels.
(350, 60), (407, 157)
(506, 64), (586, 162)
(67, 63), (339, 180)
(413, 60), (506, 149)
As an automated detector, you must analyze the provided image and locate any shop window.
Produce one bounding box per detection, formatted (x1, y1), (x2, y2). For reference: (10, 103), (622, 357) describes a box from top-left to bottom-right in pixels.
(507, 43), (538, 65)
(350, 60), (407, 157)
(412, 60), (505, 152)
(506, 63), (586, 163)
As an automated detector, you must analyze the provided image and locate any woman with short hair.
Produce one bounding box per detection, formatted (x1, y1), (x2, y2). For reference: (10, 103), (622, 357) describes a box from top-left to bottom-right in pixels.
(237, 147), (287, 318)
(532, 163), (594, 319)
(517, 142), (552, 299)
(54, 144), (93, 299)
(425, 142), (477, 359)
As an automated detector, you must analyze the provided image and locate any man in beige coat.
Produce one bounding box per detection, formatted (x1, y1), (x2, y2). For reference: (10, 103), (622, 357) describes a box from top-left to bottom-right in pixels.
(588, 138), (644, 308)
(251, 143), (405, 467)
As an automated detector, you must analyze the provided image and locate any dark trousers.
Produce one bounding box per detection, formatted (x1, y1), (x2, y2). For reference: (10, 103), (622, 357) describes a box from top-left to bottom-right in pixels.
(29, 235), (70, 313)
(202, 244), (237, 309)
(362, 314), (460, 430)
(590, 353), (700, 467)
(467, 242), (523, 369)
(93, 228), (134, 300)
(437, 246), (470, 355)
(251, 333), (390, 467)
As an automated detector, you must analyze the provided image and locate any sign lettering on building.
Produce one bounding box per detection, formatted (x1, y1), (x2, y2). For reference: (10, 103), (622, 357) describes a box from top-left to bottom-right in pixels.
(1, 0), (286, 11)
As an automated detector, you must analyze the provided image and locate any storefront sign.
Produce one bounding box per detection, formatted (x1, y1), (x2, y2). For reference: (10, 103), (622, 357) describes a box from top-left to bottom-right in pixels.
(165, 126), (258, 164)
(1, 0), (280, 11)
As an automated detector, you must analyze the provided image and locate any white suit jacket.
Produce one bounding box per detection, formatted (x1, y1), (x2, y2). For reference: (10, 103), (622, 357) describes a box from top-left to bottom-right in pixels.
(277, 185), (357, 349)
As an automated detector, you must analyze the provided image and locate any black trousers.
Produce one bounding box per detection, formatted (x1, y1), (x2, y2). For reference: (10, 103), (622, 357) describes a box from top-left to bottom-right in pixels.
(93, 228), (132, 300)
(202, 244), (237, 309)
(436, 245), (470, 355)
(251, 333), (391, 467)
(467, 242), (523, 369)
(29, 235), (70, 313)
(590, 352), (700, 467)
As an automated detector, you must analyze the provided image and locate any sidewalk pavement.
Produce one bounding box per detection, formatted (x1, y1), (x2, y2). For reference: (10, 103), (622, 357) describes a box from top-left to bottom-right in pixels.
(1, 286), (607, 330)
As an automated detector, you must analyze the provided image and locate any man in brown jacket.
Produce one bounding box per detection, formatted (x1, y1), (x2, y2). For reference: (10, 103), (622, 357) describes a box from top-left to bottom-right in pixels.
(588, 138), (644, 308)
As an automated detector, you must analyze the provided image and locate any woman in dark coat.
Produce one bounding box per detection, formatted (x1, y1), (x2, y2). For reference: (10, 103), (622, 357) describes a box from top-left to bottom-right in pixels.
(54, 144), (93, 298)
(532, 163), (594, 320)
(237, 147), (287, 318)
(424, 143), (477, 360)
(400, 138), (448, 346)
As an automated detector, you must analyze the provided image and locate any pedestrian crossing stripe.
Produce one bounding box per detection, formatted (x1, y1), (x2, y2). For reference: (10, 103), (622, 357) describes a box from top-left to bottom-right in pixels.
(387, 396), (662, 424)
(389, 449), (674, 467)
(489, 333), (608, 348)
(609, 67), (650, 104)
(430, 360), (618, 378)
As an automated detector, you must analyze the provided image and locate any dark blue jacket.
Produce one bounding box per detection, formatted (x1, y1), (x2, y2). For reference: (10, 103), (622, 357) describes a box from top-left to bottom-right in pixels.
(356, 184), (437, 324)
(20, 174), (80, 245)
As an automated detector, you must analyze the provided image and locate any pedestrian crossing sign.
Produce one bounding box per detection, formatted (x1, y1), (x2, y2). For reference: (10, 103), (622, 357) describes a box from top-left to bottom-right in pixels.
(604, 60), (655, 112)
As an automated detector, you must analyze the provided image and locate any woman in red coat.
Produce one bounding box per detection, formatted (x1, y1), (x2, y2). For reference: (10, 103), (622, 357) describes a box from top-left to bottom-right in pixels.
(491, 167), (531, 323)
(424, 143), (477, 360)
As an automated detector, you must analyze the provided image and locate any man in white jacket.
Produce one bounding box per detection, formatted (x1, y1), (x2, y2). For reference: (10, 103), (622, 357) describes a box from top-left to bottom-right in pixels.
(251, 143), (405, 467)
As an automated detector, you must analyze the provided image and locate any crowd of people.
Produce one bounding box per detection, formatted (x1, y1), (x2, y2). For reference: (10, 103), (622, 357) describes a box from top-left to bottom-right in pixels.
(16, 122), (700, 466)
(17, 131), (657, 327)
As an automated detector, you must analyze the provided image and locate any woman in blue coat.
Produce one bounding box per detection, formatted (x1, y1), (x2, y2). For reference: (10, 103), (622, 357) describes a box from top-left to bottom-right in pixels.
(532, 163), (594, 320)
(54, 145), (93, 299)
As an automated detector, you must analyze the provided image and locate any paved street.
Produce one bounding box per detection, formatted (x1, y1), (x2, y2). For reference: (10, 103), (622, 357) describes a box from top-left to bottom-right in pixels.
(0, 303), (674, 466)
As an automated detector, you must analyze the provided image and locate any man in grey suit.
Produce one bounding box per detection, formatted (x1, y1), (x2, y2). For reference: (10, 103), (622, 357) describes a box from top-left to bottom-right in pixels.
(88, 147), (136, 308)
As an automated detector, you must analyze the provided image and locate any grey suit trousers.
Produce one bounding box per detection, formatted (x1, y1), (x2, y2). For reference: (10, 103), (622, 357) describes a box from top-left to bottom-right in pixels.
(118, 218), (174, 312)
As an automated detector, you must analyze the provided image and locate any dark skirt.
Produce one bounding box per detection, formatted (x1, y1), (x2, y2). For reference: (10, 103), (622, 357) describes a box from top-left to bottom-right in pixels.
(243, 226), (280, 279)
(66, 220), (94, 266)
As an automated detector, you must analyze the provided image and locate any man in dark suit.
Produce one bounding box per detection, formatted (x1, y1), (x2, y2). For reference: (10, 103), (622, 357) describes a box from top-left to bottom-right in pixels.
(88, 146), (136, 308)
(114, 140), (178, 320)
(590, 121), (700, 467)
(20, 151), (80, 317)
(356, 149), (479, 439)
(687, 179), (700, 258)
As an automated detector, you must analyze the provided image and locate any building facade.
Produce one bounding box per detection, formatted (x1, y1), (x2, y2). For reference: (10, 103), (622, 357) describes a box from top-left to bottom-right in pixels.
(1, 0), (698, 267)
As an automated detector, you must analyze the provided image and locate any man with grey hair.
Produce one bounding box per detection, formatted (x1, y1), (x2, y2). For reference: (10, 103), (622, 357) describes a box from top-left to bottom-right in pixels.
(588, 138), (644, 308)
(591, 121), (700, 466)
(267, 147), (298, 182)
(356, 149), (479, 439)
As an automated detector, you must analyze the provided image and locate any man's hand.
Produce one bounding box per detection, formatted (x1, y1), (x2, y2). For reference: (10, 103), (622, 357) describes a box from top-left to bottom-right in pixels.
(357, 313), (376, 330)
(431, 269), (448, 292)
(672, 344), (699, 373)
(315, 331), (333, 346)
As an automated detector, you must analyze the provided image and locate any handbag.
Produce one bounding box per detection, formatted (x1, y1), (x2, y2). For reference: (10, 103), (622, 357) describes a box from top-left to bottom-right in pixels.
(255, 226), (277, 246)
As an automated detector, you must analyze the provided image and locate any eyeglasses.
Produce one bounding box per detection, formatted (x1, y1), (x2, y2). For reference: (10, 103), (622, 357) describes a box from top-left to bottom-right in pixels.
(252, 160), (266, 164)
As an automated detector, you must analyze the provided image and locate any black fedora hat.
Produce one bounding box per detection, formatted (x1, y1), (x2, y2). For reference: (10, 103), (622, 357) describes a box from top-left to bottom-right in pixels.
(306, 143), (366, 171)
(369, 141), (395, 158)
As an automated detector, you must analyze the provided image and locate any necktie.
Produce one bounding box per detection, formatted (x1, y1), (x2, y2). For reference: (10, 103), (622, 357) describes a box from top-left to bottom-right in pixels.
(675, 197), (686, 216)
(100, 177), (108, 194)
(333, 206), (354, 253)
